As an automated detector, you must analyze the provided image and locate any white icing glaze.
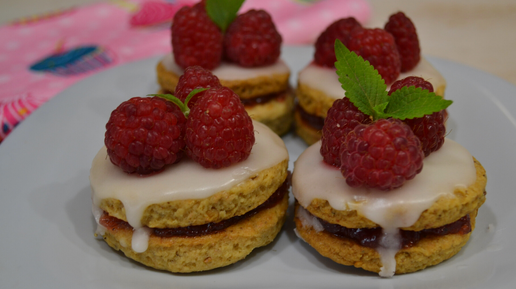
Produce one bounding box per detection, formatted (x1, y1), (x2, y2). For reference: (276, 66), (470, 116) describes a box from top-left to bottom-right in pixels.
(292, 138), (476, 277)
(132, 227), (152, 253)
(90, 120), (288, 234)
(161, 53), (290, 81)
(297, 205), (324, 232)
(92, 203), (106, 238)
(297, 58), (447, 100)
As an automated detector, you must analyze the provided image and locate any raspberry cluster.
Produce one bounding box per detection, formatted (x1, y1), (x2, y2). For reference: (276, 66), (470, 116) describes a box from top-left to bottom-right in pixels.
(313, 12), (421, 85)
(320, 76), (448, 191)
(172, 1), (282, 69)
(105, 67), (255, 174)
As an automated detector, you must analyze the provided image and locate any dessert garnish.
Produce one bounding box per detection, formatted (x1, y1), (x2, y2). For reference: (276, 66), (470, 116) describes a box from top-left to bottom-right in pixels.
(174, 65), (223, 108)
(205, 0), (245, 33)
(149, 67), (255, 169)
(223, 9), (282, 67)
(105, 67), (254, 174)
(320, 40), (452, 190)
(104, 96), (187, 175)
(314, 17), (362, 68)
(384, 12), (421, 72)
(172, 0), (281, 69)
(313, 12), (421, 85)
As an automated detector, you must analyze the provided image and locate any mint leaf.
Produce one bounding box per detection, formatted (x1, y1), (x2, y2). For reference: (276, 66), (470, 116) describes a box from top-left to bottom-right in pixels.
(334, 39), (388, 120)
(206, 0), (245, 33)
(385, 86), (452, 119)
(334, 39), (452, 121)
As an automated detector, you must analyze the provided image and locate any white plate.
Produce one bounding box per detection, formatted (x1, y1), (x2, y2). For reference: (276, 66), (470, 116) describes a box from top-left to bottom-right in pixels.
(1, 46), (515, 288)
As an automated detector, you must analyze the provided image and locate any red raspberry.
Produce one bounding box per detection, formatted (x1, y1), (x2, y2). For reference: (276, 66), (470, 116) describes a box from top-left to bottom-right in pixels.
(347, 28), (401, 85)
(404, 111), (446, 157)
(320, 97), (372, 167)
(314, 17), (363, 68)
(224, 9), (282, 67)
(388, 77), (446, 157)
(185, 87), (255, 168)
(174, 66), (222, 108)
(171, 3), (223, 70)
(340, 118), (424, 190)
(384, 12), (420, 72)
(388, 76), (433, 95)
(105, 97), (187, 174)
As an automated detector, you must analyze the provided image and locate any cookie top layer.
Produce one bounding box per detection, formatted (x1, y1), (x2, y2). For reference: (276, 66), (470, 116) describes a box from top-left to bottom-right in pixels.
(292, 139), (486, 231)
(90, 121), (289, 229)
(158, 54), (290, 98)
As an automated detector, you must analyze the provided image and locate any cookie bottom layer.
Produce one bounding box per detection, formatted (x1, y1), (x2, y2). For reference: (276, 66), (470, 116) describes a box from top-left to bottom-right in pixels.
(294, 205), (477, 275)
(100, 193), (288, 273)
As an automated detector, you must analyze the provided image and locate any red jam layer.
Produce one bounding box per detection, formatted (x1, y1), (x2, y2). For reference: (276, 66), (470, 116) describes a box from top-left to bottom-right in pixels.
(99, 174), (291, 237)
(296, 104), (325, 131)
(315, 213), (471, 249)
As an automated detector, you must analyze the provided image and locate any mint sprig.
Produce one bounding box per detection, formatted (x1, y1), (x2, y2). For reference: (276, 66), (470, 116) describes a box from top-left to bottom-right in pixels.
(334, 39), (452, 120)
(206, 0), (245, 33)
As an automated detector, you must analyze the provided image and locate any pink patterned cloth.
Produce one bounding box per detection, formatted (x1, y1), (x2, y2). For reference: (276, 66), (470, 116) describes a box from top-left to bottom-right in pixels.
(0, 0), (370, 142)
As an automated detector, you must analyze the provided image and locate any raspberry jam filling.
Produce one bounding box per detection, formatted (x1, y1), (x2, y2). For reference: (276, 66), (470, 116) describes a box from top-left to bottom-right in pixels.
(315, 213), (471, 249)
(99, 175), (290, 237)
(296, 104), (325, 130)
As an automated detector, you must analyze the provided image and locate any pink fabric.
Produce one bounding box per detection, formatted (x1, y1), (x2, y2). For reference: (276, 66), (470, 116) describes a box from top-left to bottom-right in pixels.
(0, 0), (370, 142)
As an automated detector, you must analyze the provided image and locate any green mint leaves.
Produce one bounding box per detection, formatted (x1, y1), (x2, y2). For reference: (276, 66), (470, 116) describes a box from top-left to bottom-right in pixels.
(334, 39), (452, 120)
(206, 0), (245, 33)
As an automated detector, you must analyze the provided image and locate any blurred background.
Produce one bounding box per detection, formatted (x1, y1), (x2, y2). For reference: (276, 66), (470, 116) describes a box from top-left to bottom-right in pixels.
(2, 0), (515, 85)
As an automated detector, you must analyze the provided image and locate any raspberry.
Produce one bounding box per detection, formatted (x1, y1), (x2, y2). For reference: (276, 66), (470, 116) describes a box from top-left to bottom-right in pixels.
(320, 97), (372, 167)
(174, 66), (222, 108)
(388, 76), (433, 95)
(404, 111), (446, 157)
(347, 28), (401, 85)
(185, 87), (255, 168)
(171, 3), (223, 70)
(105, 97), (187, 174)
(384, 12), (420, 72)
(314, 17), (363, 68)
(388, 77), (446, 157)
(340, 118), (424, 190)
(224, 9), (282, 67)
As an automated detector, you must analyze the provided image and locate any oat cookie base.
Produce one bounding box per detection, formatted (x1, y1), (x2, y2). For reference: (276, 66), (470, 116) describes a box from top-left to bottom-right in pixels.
(294, 205), (477, 275)
(101, 193), (289, 273)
